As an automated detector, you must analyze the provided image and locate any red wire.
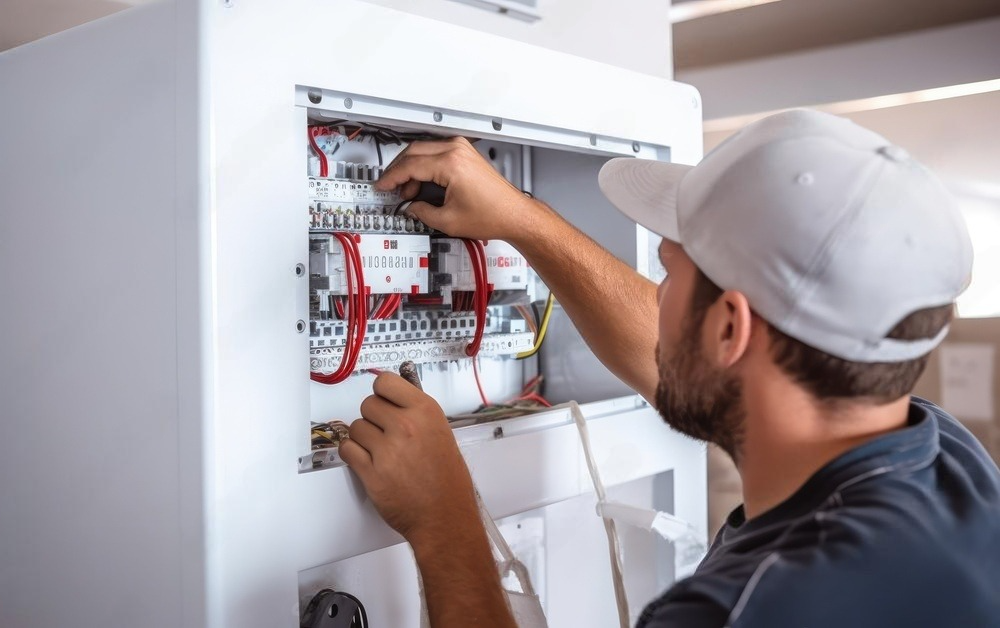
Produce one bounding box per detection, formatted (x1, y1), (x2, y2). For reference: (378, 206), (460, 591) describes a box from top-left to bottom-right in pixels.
(463, 239), (491, 357)
(312, 237), (355, 383)
(348, 235), (368, 365)
(371, 294), (401, 320)
(308, 126), (329, 178)
(311, 233), (366, 384)
(472, 356), (490, 408)
(409, 296), (444, 305)
(516, 393), (552, 407)
(463, 240), (486, 356)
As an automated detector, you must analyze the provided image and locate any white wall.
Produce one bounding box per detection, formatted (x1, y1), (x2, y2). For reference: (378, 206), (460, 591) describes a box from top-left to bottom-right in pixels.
(358, 0), (674, 79)
(678, 17), (1000, 121)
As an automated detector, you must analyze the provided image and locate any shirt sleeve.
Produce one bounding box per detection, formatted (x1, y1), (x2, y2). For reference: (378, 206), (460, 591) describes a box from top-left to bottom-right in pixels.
(637, 593), (730, 628)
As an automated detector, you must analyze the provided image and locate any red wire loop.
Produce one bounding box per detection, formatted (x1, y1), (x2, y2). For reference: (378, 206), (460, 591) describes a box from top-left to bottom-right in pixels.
(311, 233), (367, 384)
(308, 125), (330, 178)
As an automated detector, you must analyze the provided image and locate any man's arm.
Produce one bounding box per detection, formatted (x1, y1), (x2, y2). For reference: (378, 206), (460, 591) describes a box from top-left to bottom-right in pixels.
(376, 138), (660, 401)
(507, 203), (660, 401)
(339, 373), (516, 628)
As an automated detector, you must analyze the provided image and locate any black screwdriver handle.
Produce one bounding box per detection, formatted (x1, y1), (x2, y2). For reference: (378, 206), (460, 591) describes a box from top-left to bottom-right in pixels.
(413, 181), (447, 208)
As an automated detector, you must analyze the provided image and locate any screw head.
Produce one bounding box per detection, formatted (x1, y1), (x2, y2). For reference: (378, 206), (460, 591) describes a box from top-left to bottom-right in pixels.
(632, 141), (641, 153)
(307, 91), (322, 104)
(433, 111), (443, 122)
(343, 97), (353, 109)
(295, 263), (306, 277)
(296, 320), (306, 333)
(492, 118), (503, 131)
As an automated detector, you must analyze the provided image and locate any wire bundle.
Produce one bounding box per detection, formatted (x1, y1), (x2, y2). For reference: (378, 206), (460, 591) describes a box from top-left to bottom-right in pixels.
(516, 292), (555, 359)
(462, 239), (491, 357)
(460, 239), (492, 407)
(308, 126), (331, 177)
(370, 294), (402, 320)
(312, 233), (368, 385)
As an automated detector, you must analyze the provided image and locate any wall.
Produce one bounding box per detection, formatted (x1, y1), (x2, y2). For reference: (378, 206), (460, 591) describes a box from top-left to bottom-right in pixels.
(358, 0), (674, 79)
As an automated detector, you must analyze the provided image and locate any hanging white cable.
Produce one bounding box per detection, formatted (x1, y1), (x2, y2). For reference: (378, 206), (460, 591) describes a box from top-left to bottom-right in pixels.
(567, 402), (631, 628)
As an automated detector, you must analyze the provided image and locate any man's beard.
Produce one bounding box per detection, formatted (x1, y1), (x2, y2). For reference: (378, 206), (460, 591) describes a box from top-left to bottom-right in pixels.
(655, 323), (745, 462)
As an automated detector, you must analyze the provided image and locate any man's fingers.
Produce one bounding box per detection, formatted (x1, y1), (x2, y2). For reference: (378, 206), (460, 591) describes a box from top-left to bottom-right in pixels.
(360, 393), (402, 431)
(397, 140), (455, 158)
(338, 438), (373, 473)
(375, 154), (452, 191)
(372, 372), (427, 408)
(348, 418), (385, 454)
(399, 179), (421, 201)
(405, 202), (457, 234)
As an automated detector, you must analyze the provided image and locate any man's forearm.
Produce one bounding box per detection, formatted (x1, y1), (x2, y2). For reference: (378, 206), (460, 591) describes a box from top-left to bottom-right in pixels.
(410, 509), (516, 628)
(510, 199), (660, 401)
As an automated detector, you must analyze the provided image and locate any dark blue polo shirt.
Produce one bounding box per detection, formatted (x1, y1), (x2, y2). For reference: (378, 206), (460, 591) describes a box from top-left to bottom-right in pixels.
(638, 398), (1000, 627)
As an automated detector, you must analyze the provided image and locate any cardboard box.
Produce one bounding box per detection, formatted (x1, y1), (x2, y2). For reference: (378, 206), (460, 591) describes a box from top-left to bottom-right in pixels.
(912, 317), (1000, 464)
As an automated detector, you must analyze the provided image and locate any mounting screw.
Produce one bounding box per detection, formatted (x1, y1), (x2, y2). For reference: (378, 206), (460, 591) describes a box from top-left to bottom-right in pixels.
(433, 111), (443, 122)
(589, 135), (598, 146)
(294, 263), (305, 277)
(492, 118), (503, 131)
(307, 91), (322, 104)
(632, 141), (641, 153)
(296, 320), (306, 333)
(493, 426), (504, 439)
(343, 97), (353, 110)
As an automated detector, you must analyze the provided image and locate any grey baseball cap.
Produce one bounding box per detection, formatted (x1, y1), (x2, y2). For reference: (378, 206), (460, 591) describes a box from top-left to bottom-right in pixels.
(599, 109), (973, 363)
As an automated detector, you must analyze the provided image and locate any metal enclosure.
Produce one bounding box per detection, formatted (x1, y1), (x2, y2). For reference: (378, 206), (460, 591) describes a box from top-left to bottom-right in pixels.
(0, 1), (705, 627)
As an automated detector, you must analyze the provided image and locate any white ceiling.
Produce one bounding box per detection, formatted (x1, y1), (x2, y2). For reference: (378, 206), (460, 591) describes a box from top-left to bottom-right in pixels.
(0, 0), (147, 51)
(673, 0), (1000, 69)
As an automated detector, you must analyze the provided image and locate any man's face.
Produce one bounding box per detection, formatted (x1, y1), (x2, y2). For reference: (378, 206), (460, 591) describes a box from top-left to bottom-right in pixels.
(655, 240), (745, 460)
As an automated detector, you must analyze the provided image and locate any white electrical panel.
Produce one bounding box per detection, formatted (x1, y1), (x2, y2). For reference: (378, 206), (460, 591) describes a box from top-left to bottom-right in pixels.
(0, 3), (707, 627)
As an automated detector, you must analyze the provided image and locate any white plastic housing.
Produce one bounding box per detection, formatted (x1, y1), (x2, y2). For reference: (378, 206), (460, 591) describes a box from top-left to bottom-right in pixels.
(0, 2), (705, 627)
(310, 233), (431, 295)
(433, 238), (528, 292)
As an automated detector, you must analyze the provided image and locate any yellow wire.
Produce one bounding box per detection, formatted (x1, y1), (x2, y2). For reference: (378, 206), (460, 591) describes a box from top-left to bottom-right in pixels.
(516, 292), (555, 359)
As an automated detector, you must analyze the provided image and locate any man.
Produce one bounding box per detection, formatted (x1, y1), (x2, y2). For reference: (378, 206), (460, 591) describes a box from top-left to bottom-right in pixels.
(338, 110), (1000, 627)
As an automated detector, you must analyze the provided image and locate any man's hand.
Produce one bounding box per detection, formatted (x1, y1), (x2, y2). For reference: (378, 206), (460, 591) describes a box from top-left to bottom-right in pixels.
(339, 372), (517, 628)
(338, 372), (479, 543)
(375, 137), (541, 243)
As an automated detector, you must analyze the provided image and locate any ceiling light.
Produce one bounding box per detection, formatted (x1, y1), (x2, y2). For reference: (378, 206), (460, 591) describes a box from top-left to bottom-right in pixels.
(702, 78), (1000, 133)
(670, 0), (783, 24)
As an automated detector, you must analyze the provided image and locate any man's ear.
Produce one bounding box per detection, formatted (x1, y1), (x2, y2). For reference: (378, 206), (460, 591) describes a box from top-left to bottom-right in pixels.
(703, 290), (753, 368)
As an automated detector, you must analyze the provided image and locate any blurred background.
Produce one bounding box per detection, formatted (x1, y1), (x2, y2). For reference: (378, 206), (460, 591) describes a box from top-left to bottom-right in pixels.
(7, 0), (997, 534)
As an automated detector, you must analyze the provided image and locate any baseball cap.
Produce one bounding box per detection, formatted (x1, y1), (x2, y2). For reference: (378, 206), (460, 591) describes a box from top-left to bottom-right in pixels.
(599, 109), (973, 363)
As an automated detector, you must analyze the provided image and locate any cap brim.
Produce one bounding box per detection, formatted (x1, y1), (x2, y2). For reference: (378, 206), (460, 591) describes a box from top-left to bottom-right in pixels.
(598, 158), (691, 242)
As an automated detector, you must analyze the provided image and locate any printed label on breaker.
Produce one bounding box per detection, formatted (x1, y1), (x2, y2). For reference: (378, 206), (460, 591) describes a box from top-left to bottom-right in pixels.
(484, 241), (528, 290)
(310, 234), (431, 295)
(307, 177), (401, 204)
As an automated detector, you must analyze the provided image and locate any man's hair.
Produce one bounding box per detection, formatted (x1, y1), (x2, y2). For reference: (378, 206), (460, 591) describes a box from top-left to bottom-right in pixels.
(689, 269), (954, 403)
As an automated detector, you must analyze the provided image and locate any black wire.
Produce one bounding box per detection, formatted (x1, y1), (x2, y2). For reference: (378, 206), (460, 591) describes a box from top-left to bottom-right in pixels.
(374, 136), (383, 167)
(335, 591), (368, 628)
